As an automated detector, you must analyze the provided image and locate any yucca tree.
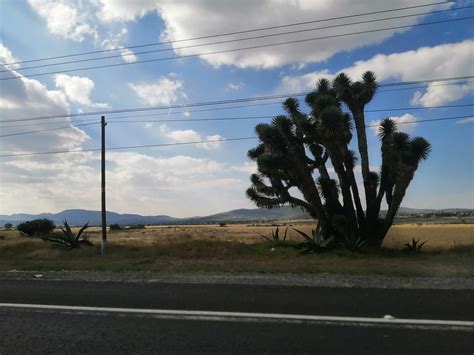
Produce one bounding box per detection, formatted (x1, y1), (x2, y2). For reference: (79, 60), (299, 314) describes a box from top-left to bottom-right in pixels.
(247, 72), (431, 246)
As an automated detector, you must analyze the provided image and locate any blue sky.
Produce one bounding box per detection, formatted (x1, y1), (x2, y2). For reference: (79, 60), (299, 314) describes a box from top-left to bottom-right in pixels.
(0, 0), (473, 216)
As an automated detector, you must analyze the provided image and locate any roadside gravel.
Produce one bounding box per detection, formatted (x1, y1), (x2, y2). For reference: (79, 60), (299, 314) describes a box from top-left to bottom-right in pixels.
(0, 270), (473, 289)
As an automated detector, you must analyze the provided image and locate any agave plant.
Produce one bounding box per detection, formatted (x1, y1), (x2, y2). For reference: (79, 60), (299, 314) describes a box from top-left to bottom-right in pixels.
(42, 219), (92, 249)
(340, 232), (368, 252)
(404, 238), (427, 253)
(259, 226), (289, 244)
(293, 222), (335, 254)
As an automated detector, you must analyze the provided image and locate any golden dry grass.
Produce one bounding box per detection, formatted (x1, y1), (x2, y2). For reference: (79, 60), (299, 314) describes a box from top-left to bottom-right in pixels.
(0, 223), (472, 276)
(78, 222), (474, 250)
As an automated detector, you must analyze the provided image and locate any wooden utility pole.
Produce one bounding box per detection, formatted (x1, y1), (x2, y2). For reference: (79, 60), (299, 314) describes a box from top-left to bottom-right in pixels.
(101, 115), (107, 255)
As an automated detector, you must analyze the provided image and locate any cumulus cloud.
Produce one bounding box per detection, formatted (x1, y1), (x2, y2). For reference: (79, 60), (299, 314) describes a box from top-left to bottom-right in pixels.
(280, 40), (474, 106)
(28, 0), (97, 42)
(0, 46), (245, 217)
(153, 0), (447, 69)
(129, 77), (186, 106)
(54, 74), (109, 108)
(369, 113), (418, 136)
(411, 81), (474, 107)
(159, 124), (223, 150)
(0, 43), (21, 71)
(28, 1), (137, 63)
(97, 0), (158, 22)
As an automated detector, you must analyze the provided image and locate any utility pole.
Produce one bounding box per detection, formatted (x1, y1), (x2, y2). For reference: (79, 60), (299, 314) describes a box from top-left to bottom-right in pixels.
(101, 115), (107, 255)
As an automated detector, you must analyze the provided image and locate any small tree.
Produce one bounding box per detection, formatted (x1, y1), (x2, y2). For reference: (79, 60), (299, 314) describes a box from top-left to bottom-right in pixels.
(246, 72), (431, 247)
(4, 223), (12, 229)
(17, 219), (55, 237)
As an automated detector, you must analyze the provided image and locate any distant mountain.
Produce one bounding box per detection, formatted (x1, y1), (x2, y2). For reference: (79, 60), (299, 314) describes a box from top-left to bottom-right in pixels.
(0, 209), (180, 226)
(0, 207), (472, 226)
(187, 206), (310, 223)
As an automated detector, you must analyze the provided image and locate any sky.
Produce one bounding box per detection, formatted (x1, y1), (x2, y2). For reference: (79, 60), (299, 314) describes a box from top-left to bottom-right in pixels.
(0, 0), (473, 217)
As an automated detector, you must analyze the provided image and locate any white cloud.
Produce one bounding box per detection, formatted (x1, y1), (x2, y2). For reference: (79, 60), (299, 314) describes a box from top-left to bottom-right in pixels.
(28, 0), (97, 42)
(0, 43), (21, 70)
(369, 113), (418, 136)
(28, 2), (138, 63)
(200, 134), (224, 150)
(0, 46), (90, 155)
(226, 82), (244, 91)
(100, 27), (138, 63)
(54, 74), (109, 108)
(129, 77), (186, 106)
(411, 81), (474, 107)
(0, 45), (96, 215)
(159, 124), (223, 150)
(280, 40), (474, 106)
(230, 162), (258, 174)
(456, 117), (474, 124)
(97, 0), (158, 22)
(0, 45), (244, 216)
(154, 0), (448, 69)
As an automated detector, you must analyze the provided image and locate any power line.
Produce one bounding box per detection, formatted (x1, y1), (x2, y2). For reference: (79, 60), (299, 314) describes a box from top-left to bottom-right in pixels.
(2, 76), (472, 124)
(1, 1), (450, 67)
(1, 103), (472, 136)
(106, 104), (474, 124)
(0, 137), (258, 158)
(0, 114), (471, 157)
(2, 16), (472, 81)
(5, 5), (470, 74)
(0, 122), (98, 138)
(2, 80), (472, 129)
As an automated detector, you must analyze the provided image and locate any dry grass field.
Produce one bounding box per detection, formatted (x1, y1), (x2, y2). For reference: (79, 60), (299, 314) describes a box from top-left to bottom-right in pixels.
(0, 222), (472, 277)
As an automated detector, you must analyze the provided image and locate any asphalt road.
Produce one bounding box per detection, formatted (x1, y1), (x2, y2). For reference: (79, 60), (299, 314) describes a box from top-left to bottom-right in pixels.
(0, 279), (473, 354)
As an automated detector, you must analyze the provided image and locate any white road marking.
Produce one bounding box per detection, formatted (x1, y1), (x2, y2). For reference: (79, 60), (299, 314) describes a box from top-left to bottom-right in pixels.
(1, 303), (473, 330)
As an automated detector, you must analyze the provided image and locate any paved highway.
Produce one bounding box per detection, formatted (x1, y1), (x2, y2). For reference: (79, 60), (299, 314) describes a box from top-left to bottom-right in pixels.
(0, 279), (473, 354)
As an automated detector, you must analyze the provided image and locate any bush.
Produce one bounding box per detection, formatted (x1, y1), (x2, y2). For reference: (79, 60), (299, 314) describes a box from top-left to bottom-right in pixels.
(17, 219), (55, 236)
(129, 224), (145, 229)
(4, 223), (12, 229)
(219, 222), (227, 227)
(110, 223), (123, 231)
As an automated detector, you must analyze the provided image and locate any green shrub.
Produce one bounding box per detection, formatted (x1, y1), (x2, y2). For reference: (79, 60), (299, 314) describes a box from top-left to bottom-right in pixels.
(4, 223), (12, 229)
(110, 223), (123, 231)
(17, 219), (55, 236)
(128, 224), (145, 229)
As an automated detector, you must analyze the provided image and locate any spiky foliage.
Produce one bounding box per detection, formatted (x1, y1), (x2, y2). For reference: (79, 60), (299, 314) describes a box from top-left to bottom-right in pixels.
(293, 222), (335, 253)
(42, 220), (92, 249)
(247, 71), (431, 246)
(259, 226), (289, 244)
(404, 238), (428, 253)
